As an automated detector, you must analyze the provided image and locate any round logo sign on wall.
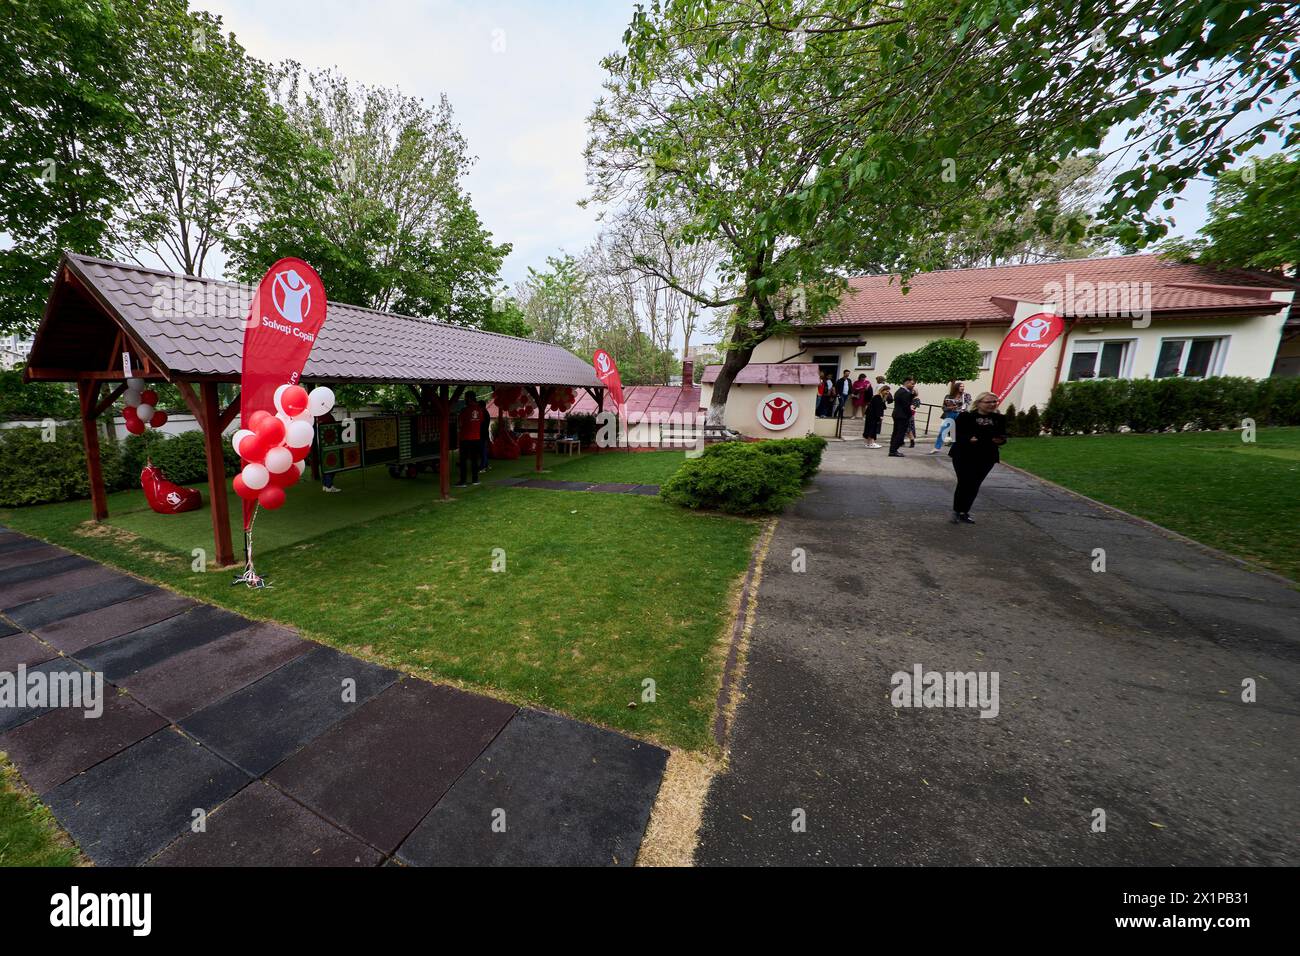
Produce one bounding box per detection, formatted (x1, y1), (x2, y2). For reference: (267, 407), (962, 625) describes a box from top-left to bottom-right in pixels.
(757, 391), (799, 431)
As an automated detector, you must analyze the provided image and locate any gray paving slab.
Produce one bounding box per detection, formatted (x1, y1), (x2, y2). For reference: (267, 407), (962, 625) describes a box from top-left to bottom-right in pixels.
(44, 728), (251, 866)
(0, 533), (41, 554)
(0, 655), (94, 733)
(34, 589), (195, 654)
(75, 603), (251, 682)
(122, 622), (311, 721)
(269, 679), (516, 853)
(0, 689), (166, 793)
(0, 552), (91, 587)
(0, 620), (17, 638)
(149, 782), (383, 867)
(0, 631), (56, 671)
(180, 645), (400, 776)
(4, 574), (157, 629)
(0, 542), (67, 571)
(0, 562), (113, 609)
(396, 708), (668, 867)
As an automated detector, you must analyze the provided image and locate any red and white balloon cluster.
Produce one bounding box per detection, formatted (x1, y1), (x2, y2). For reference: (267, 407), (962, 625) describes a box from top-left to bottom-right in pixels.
(230, 384), (335, 511)
(121, 378), (168, 434)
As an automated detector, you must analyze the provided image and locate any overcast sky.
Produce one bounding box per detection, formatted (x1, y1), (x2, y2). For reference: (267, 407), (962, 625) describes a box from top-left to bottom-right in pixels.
(198, 0), (631, 288)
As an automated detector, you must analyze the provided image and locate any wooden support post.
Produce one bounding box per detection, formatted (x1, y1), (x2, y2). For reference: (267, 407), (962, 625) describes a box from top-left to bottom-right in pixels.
(436, 385), (451, 500)
(77, 380), (109, 521)
(189, 381), (235, 567)
(534, 386), (545, 472)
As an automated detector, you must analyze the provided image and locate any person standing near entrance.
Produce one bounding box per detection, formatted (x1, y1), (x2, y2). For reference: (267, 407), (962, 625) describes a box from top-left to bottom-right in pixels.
(456, 394), (486, 487)
(949, 391), (1007, 524)
(849, 374), (870, 419)
(835, 371), (852, 417)
(863, 383), (888, 448)
(889, 377), (916, 456)
(929, 381), (968, 454)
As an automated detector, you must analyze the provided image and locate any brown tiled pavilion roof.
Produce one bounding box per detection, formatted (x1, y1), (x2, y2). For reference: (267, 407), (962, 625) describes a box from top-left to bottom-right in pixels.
(28, 254), (601, 387)
(806, 253), (1298, 329)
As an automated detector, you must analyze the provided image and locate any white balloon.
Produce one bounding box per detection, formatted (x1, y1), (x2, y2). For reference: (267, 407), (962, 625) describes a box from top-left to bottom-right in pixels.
(294, 460), (306, 476)
(286, 420), (314, 449)
(241, 463), (270, 490)
(307, 386), (335, 417)
(264, 446), (293, 474)
(273, 384), (290, 415)
(136, 403), (155, 424)
(231, 429), (255, 457)
(276, 411), (295, 429)
(124, 388), (143, 407)
(127, 377), (145, 391)
(292, 408), (314, 422)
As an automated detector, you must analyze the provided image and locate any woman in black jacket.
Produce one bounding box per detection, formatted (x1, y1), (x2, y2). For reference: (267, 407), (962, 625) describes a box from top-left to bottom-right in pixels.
(948, 391), (1007, 524)
(863, 384), (890, 448)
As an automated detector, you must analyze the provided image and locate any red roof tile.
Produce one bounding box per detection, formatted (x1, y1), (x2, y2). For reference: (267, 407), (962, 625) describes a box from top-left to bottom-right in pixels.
(807, 254), (1297, 329)
(701, 363), (822, 385)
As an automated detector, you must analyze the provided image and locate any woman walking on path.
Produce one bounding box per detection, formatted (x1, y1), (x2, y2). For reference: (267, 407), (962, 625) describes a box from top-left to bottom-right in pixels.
(929, 381), (969, 454)
(949, 391), (1007, 524)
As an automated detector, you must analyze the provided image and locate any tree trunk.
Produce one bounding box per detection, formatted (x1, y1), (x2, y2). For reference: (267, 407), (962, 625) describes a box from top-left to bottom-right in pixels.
(706, 343), (755, 427)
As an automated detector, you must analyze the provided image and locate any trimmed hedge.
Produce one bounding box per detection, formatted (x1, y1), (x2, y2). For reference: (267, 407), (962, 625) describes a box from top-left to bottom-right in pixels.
(0, 425), (240, 508)
(660, 435), (827, 515)
(1041, 376), (1300, 435)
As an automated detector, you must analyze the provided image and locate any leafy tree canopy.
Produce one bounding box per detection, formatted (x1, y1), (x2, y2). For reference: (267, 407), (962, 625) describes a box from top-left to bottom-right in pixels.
(884, 339), (983, 385)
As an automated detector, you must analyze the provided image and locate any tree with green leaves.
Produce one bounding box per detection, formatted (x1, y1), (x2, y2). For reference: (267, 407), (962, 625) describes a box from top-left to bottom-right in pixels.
(587, 0), (1300, 425)
(0, 0), (136, 334)
(228, 68), (509, 326)
(884, 339), (983, 385)
(104, 5), (289, 277)
(1161, 154), (1299, 278)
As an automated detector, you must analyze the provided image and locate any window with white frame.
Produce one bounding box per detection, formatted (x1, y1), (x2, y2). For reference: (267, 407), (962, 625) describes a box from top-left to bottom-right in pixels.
(856, 350), (876, 369)
(1154, 336), (1227, 379)
(1067, 339), (1134, 381)
(978, 350), (992, 370)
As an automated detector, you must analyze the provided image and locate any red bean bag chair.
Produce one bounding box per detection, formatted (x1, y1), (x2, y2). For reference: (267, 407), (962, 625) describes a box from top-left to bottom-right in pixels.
(517, 432), (537, 455)
(141, 461), (202, 514)
(491, 426), (520, 460)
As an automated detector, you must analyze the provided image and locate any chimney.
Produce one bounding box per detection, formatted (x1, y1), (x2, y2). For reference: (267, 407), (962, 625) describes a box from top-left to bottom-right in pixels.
(681, 359), (694, 390)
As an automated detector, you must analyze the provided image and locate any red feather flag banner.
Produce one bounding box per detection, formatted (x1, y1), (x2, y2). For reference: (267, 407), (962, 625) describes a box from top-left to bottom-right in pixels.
(593, 349), (625, 447)
(230, 257), (332, 587)
(990, 312), (1066, 403)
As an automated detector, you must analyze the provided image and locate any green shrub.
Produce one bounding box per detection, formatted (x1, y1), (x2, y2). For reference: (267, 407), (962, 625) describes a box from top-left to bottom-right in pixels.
(119, 429), (239, 486)
(702, 434), (826, 481)
(0, 425), (123, 507)
(661, 443), (803, 515)
(0, 369), (79, 421)
(1042, 376), (1300, 435)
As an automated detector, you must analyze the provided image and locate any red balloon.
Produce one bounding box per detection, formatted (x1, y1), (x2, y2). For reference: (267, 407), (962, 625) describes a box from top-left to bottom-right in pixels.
(281, 385), (310, 417)
(239, 434), (268, 464)
(122, 405), (138, 420)
(255, 415), (286, 447)
(257, 485), (286, 509)
(140, 389), (158, 405)
(290, 443), (311, 462)
(247, 410), (274, 431)
(150, 410), (168, 428)
(268, 465), (301, 488)
(232, 474), (258, 500)
(125, 417), (145, 435)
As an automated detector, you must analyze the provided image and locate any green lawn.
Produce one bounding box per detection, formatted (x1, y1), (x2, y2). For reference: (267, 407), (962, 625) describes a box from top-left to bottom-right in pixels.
(1, 449), (755, 751)
(0, 758), (79, 867)
(1001, 426), (1300, 582)
(537, 449), (694, 485)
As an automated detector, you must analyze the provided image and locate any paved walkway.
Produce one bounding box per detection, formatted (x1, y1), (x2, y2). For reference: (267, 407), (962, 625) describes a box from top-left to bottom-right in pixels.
(0, 529), (666, 866)
(696, 443), (1300, 865)
(501, 477), (660, 495)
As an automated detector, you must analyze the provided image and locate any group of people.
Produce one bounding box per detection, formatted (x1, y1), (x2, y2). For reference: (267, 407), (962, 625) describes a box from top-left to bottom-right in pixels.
(857, 376), (1007, 523)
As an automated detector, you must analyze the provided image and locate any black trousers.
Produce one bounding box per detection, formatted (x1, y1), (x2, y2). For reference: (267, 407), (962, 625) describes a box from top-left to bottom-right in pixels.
(864, 411), (883, 440)
(889, 417), (909, 453)
(458, 438), (480, 484)
(952, 455), (996, 514)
